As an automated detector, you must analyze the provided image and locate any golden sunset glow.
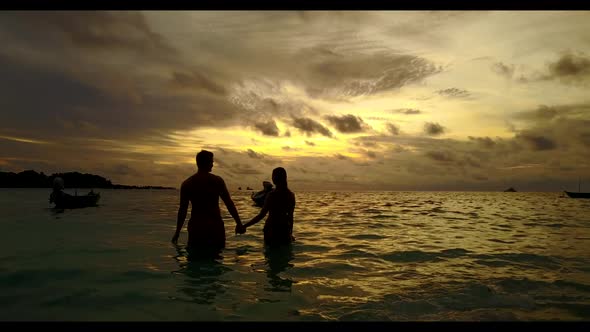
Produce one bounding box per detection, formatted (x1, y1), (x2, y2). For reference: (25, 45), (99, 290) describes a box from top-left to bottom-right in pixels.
(1, 11), (590, 190)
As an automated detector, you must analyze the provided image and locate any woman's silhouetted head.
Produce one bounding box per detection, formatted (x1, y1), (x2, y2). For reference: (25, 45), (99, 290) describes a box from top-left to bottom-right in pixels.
(272, 167), (288, 188)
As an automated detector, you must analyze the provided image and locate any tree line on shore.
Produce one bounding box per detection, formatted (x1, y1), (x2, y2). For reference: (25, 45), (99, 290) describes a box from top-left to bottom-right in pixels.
(0, 170), (175, 190)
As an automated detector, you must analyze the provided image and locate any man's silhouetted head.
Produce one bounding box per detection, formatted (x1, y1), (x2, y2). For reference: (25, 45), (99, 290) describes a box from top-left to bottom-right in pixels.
(196, 150), (214, 172)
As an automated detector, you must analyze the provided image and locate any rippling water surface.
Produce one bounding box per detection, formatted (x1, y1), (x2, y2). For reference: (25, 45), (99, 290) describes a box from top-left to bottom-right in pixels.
(1, 189), (589, 321)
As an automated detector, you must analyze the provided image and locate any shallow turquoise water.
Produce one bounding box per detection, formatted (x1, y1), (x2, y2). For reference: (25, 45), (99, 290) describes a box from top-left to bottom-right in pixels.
(1, 189), (589, 320)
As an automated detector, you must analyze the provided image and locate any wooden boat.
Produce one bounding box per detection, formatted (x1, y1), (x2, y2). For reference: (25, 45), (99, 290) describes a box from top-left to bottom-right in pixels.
(51, 190), (101, 208)
(564, 191), (590, 199)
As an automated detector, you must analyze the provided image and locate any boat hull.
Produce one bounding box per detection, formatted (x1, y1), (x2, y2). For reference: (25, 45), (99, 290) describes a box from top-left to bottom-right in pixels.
(564, 191), (590, 199)
(55, 193), (101, 209)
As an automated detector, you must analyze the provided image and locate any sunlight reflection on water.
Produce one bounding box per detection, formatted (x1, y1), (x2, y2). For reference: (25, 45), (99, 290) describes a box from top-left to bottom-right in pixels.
(0, 189), (589, 320)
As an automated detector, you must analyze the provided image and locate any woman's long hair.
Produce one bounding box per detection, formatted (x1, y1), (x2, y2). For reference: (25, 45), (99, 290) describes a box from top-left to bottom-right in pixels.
(272, 167), (288, 189)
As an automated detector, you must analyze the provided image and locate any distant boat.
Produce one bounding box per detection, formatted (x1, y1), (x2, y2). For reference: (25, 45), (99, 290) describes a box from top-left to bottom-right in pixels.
(504, 187), (517, 192)
(51, 190), (101, 209)
(564, 191), (590, 199)
(564, 178), (589, 198)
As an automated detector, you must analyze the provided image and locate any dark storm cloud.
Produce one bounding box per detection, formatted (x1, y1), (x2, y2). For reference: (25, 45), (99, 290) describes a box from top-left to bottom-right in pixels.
(519, 52), (590, 85)
(229, 89), (312, 120)
(253, 120), (280, 137)
(436, 88), (470, 98)
(0, 11), (175, 58)
(424, 122), (446, 136)
(468, 136), (497, 149)
(305, 141), (316, 146)
(0, 53), (113, 135)
(515, 104), (590, 122)
(544, 51), (590, 83)
(0, 13), (248, 146)
(391, 108), (422, 115)
(335, 153), (350, 160)
(324, 114), (368, 133)
(366, 150), (377, 159)
(292, 117), (333, 137)
(515, 133), (556, 151)
(425, 150), (455, 162)
(247, 149), (265, 159)
(387, 123), (400, 135)
(171, 71), (228, 96)
(492, 62), (515, 79)
(355, 141), (377, 148)
(0, 52), (246, 148)
(298, 49), (442, 99)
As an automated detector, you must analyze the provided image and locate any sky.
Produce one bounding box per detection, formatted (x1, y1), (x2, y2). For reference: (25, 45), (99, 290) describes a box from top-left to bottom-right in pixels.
(1, 11), (590, 191)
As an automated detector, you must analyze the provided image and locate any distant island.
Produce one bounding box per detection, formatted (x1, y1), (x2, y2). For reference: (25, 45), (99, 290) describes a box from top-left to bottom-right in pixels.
(0, 170), (175, 190)
(503, 187), (517, 192)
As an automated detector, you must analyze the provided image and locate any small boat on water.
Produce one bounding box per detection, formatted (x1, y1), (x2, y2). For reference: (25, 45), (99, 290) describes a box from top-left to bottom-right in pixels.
(564, 191), (590, 199)
(51, 191), (101, 209)
(49, 177), (100, 209)
(564, 178), (590, 198)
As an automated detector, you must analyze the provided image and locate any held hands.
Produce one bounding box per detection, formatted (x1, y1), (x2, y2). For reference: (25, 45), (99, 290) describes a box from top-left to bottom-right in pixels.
(235, 223), (247, 235)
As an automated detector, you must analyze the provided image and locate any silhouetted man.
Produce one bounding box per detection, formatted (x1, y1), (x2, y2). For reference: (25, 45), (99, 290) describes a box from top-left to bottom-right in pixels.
(172, 150), (245, 251)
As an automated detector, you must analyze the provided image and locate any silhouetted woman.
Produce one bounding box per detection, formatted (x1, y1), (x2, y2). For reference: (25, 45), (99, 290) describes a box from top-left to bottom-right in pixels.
(243, 167), (295, 246)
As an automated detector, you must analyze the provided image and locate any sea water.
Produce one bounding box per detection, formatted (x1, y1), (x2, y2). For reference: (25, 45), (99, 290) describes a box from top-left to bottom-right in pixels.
(0, 189), (589, 321)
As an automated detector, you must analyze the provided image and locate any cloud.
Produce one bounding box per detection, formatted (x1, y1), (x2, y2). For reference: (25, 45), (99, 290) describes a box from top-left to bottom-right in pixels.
(230, 162), (264, 175)
(247, 149), (265, 159)
(298, 50), (442, 99)
(519, 52), (590, 85)
(253, 120), (280, 136)
(515, 104), (590, 123)
(2, 12), (590, 192)
(492, 62), (515, 78)
(387, 123), (400, 135)
(544, 51), (590, 83)
(0, 11), (176, 59)
(170, 71), (228, 96)
(424, 122), (446, 136)
(0, 25), (246, 145)
(468, 136), (497, 149)
(291, 117), (333, 137)
(390, 108), (422, 115)
(324, 114), (368, 133)
(514, 133), (556, 151)
(425, 150), (455, 162)
(436, 88), (470, 98)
